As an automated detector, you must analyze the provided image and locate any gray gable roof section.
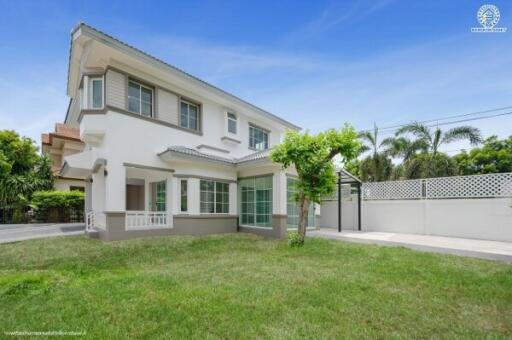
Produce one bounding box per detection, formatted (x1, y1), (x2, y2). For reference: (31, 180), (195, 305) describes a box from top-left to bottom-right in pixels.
(68, 23), (301, 131)
(158, 147), (272, 167)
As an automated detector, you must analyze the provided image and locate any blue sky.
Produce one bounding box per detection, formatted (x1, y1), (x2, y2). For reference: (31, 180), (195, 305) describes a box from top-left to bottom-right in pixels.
(1, 0), (511, 153)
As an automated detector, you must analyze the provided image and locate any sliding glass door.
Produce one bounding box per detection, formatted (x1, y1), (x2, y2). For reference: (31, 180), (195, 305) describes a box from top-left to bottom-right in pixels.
(239, 176), (273, 228)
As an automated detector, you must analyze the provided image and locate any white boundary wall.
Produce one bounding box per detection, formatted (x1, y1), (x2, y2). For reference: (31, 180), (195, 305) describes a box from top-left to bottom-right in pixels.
(321, 173), (512, 242)
(363, 198), (512, 242)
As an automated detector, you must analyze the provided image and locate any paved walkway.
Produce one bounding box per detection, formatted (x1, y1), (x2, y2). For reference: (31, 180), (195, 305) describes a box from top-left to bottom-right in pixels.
(0, 223), (85, 244)
(309, 228), (512, 262)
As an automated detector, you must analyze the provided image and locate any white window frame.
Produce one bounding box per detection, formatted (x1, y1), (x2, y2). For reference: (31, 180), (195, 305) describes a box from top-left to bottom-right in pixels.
(128, 80), (154, 117)
(180, 99), (200, 131)
(226, 112), (238, 135)
(200, 180), (229, 214)
(249, 125), (269, 151)
(87, 76), (104, 109)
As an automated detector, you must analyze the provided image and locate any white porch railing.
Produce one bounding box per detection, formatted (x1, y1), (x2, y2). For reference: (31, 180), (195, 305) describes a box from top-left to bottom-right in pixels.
(125, 211), (170, 231)
(85, 211), (106, 231)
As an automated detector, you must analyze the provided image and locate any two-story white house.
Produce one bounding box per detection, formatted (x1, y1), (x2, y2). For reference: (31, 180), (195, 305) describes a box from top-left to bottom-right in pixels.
(61, 23), (318, 241)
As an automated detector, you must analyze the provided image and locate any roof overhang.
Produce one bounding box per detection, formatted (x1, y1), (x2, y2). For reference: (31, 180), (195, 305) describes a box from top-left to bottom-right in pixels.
(337, 168), (362, 184)
(67, 23), (301, 130)
(59, 151), (104, 178)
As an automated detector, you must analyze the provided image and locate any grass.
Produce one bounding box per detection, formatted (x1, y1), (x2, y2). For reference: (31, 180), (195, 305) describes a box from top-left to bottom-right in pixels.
(0, 233), (511, 339)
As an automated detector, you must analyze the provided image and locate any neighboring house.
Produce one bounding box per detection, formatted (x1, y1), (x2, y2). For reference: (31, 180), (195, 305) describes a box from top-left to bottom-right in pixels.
(42, 123), (85, 191)
(61, 23), (319, 241)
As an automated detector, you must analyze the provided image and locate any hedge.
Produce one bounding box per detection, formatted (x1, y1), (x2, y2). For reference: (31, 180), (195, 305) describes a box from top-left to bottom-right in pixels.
(31, 190), (85, 223)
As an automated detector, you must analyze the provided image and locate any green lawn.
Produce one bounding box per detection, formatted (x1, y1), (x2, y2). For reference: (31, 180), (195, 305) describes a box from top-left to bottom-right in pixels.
(0, 234), (511, 339)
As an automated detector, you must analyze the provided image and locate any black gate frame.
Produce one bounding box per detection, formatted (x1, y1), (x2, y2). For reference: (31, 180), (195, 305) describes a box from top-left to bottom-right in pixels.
(337, 169), (362, 232)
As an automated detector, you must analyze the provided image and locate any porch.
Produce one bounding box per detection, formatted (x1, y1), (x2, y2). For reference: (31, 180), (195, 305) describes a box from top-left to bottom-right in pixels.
(85, 163), (174, 234)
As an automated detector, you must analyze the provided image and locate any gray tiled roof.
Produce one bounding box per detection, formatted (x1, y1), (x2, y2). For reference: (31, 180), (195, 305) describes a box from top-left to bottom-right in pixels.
(159, 146), (271, 166)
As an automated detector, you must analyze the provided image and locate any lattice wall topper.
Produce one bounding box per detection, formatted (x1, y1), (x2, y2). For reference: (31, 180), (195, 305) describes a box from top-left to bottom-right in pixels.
(361, 172), (512, 200)
(426, 172), (512, 199)
(362, 179), (423, 200)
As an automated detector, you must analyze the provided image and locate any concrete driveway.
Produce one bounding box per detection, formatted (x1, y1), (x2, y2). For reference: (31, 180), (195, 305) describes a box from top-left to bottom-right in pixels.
(0, 223), (85, 244)
(310, 228), (512, 262)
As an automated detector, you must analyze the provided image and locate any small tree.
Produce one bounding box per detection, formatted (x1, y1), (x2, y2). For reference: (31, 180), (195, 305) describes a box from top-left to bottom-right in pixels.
(270, 124), (361, 244)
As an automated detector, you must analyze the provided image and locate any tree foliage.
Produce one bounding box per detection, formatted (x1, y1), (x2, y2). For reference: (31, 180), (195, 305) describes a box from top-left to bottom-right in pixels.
(358, 153), (393, 182)
(31, 190), (84, 223)
(353, 125), (397, 182)
(402, 153), (458, 179)
(0, 130), (54, 223)
(270, 124), (361, 244)
(396, 122), (482, 156)
(453, 135), (512, 175)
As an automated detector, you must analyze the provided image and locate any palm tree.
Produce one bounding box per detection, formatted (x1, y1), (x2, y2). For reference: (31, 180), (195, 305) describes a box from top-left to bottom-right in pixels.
(384, 136), (428, 162)
(358, 124), (395, 181)
(395, 122), (482, 178)
(396, 122), (482, 156)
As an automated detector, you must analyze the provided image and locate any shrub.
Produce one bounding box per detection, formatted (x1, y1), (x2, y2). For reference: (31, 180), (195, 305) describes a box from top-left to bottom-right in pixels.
(288, 231), (304, 247)
(31, 190), (84, 223)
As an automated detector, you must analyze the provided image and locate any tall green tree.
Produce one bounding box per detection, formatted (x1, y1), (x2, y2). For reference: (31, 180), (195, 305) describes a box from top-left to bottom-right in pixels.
(453, 135), (512, 175)
(271, 124), (361, 244)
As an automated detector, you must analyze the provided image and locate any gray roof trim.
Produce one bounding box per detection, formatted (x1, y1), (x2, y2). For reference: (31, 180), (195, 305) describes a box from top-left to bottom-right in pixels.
(158, 146), (273, 167)
(159, 147), (236, 167)
(68, 23), (301, 130)
(337, 168), (362, 183)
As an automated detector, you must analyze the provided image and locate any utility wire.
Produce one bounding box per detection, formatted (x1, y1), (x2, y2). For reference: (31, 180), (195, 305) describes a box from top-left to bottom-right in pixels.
(366, 110), (512, 137)
(359, 105), (512, 134)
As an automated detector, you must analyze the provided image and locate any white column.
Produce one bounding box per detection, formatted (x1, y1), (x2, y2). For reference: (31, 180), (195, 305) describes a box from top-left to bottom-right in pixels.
(166, 174), (173, 227)
(188, 178), (200, 215)
(229, 182), (237, 215)
(105, 162), (126, 212)
(171, 177), (179, 215)
(85, 178), (92, 212)
(273, 170), (287, 215)
(91, 168), (105, 212)
(144, 179), (150, 211)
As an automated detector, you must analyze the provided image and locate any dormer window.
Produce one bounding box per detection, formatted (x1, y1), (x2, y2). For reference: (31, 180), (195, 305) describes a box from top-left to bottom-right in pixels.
(128, 80), (153, 117)
(227, 112), (237, 134)
(88, 77), (103, 109)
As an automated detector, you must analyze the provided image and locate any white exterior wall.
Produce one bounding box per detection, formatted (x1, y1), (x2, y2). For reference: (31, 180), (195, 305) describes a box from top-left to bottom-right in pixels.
(54, 178), (85, 191)
(321, 198), (512, 242)
(157, 88), (179, 125)
(320, 196), (358, 230)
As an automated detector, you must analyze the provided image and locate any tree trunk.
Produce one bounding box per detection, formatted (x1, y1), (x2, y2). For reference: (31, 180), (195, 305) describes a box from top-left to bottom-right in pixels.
(297, 194), (310, 243)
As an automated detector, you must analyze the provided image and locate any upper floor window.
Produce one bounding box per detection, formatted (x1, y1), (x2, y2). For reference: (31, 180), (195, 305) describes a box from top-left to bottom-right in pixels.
(227, 112), (237, 134)
(128, 80), (153, 117)
(180, 100), (199, 131)
(249, 125), (269, 150)
(88, 77), (103, 109)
